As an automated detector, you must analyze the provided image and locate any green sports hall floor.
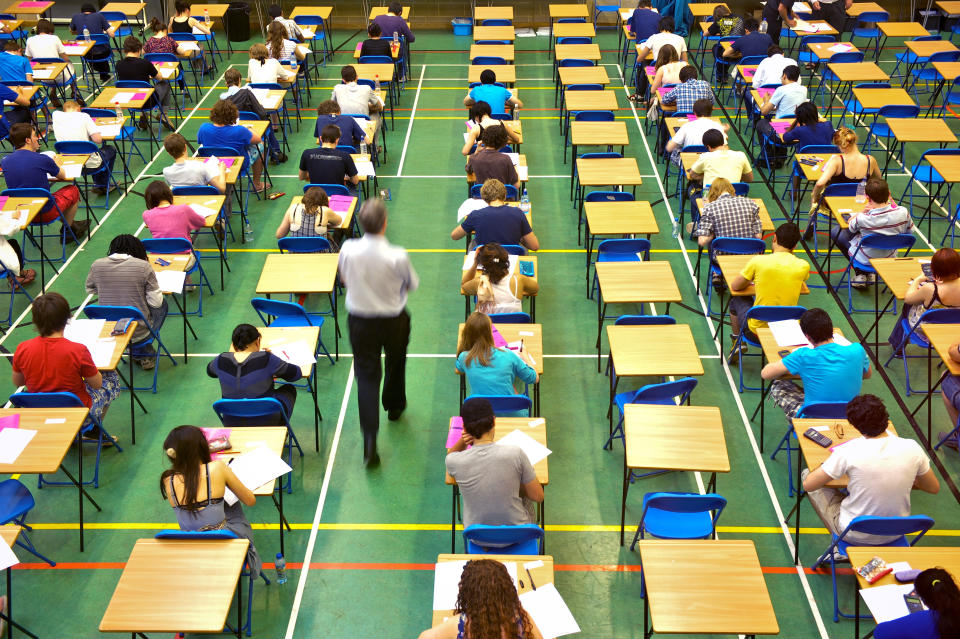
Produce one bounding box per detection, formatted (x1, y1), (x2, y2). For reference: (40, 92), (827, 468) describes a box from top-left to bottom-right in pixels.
(3, 20), (960, 639)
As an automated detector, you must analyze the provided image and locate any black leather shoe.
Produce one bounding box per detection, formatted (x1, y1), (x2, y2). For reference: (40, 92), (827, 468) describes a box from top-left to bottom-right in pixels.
(387, 408), (404, 421)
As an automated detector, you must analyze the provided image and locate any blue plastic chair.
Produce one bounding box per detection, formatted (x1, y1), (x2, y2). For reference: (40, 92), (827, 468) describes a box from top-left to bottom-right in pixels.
(464, 394), (532, 416)
(838, 233), (916, 313)
(155, 529), (269, 636)
(732, 304), (807, 393)
(77, 33), (114, 92)
(115, 79), (167, 155)
(481, 18), (512, 26)
(885, 308), (960, 395)
(557, 36), (592, 45)
(9, 391), (122, 489)
(144, 52), (189, 119)
(278, 236), (333, 253)
(852, 11), (889, 60)
(907, 50), (960, 98)
(573, 151), (624, 213)
(294, 15), (329, 64)
(31, 56), (79, 108)
(0, 478), (55, 565)
(140, 237), (213, 316)
(796, 35), (836, 68)
(863, 105), (920, 161)
(772, 400), (846, 496)
(463, 523), (544, 555)
(704, 237), (766, 320)
(593, 1), (620, 28)
(468, 183), (519, 200)
(607, 377), (697, 450)
(100, 10), (132, 48)
(169, 32), (211, 86)
(212, 398), (303, 479)
(471, 55), (507, 65)
(3, 187), (78, 265)
(54, 140), (117, 212)
(937, 75), (960, 117)
(250, 297), (333, 364)
(0, 13), (26, 45)
(812, 51), (865, 109)
(889, 35), (942, 85)
(0, 255), (32, 329)
(84, 304), (176, 394)
(559, 58), (594, 67)
(589, 239), (652, 301)
(489, 312), (531, 323)
(630, 492), (726, 549)
(303, 182), (350, 196)
(83, 106), (147, 167)
(812, 515), (934, 622)
(902, 148), (960, 220)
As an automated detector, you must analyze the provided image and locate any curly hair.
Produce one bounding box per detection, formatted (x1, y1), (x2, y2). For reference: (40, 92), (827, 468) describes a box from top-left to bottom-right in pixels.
(455, 559), (533, 639)
(209, 99), (238, 126)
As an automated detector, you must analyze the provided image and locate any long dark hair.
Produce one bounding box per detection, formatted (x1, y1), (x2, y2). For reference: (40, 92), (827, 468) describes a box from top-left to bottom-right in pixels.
(267, 21), (286, 59)
(455, 559), (532, 639)
(232, 323), (260, 351)
(108, 234), (148, 260)
(159, 425), (211, 510)
(477, 243), (510, 284)
(916, 568), (960, 637)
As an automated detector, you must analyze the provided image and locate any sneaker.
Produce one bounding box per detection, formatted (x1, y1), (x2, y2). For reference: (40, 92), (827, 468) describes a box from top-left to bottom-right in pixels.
(830, 550), (849, 563)
(14, 268), (36, 287)
(851, 273), (868, 290)
(728, 341), (747, 365)
(135, 356), (156, 370)
(82, 433), (119, 447)
(684, 222), (694, 235)
(867, 273), (876, 284)
(939, 430), (959, 450)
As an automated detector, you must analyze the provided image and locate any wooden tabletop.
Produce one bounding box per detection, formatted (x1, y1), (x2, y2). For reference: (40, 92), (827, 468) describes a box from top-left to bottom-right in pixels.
(92, 115), (131, 142)
(192, 3), (229, 18)
(926, 152), (960, 182)
(369, 5), (408, 19)
(444, 417), (548, 484)
(564, 89), (618, 112)
(575, 157), (643, 187)
(96, 319), (137, 370)
(848, 1), (886, 15)
(256, 253), (338, 295)
(91, 86), (156, 109)
(886, 117), (957, 143)
(289, 6), (333, 20)
(249, 325), (319, 378)
(826, 61), (890, 82)
(716, 253), (811, 297)
(5, 0), (52, 14)
(823, 194), (864, 229)
(848, 546), (960, 589)
(585, 200), (658, 236)
(607, 324), (704, 377)
(638, 540), (779, 636)
(473, 25), (515, 42)
(624, 404), (730, 473)
(555, 43), (601, 61)
(62, 40), (94, 57)
(457, 323), (543, 374)
(920, 323), (960, 376)
(597, 260), (682, 304)
(570, 120), (628, 146)
(794, 418), (898, 487)
(212, 426), (287, 495)
(879, 22), (930, 38)
(355, 63), (394, 83)
(468, 63), (515, 84)
(0, 524), (20, 549)
(688, 2), (728, 16)
(905, 39), (959, 57)
(790, 19), (838, 35)
(552, 22), (596, 38)
(558, 66), (609, 86)
(30, 60), (67, 81)
(1, 196), (50, 230)
(549, 3), (589, 18)
(100, 538), (249, 633)
(474, 6), (512, 21)
(807, 41), (860, 60)
(870, 257), (923, 300)
(694, 197), (774, 232)
(852, 87), (916, 109)
(469, 44), (514, 61)
(101, 1), (145, 14)
(0, 407), (89, 474)
(936, 0), (960, 12)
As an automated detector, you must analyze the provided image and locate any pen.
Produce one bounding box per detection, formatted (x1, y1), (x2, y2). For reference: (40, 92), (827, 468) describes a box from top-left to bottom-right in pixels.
(526, 568), (536, 591)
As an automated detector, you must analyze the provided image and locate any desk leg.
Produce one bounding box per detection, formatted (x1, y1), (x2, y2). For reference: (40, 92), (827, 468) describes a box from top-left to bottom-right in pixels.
(234, 572), (242, 639)
(534, 381), (540, 417)
(273, 489), (286, 557)
(312, 367), (321, 452)
(642, 582), (651, 638)
(596, 300), (604, 372)
(59, 459), (101, 552)
(450, 485), (458, 553)
(794, 445), (803, 565)
(2, 567), (37, 639)
(569, 145), (577, 200)
(333, 288), (339, 360)
(706, 471), (717, 494)
(129, 353), (135, 444)
(620, 455), (628, 546)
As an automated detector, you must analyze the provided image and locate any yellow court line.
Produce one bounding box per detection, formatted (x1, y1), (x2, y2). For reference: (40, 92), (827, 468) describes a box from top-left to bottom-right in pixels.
(196, 247), (935, 255)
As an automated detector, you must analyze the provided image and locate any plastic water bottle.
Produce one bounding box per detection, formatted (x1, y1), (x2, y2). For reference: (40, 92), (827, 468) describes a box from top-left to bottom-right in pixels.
(855, 179), (867, 203)
(373, 74), (380, 93)
(759, 18), (768, 34)
(393, 30), (399, 46)
(520, 188), (530, 212)
(82, 26), (90, 40)
(671, 218), (681, 238)
(360, 141), (368, 155)
(275, 553), (287, 584)
(243, 221), (254, 243)
(203, 7), (209, 22)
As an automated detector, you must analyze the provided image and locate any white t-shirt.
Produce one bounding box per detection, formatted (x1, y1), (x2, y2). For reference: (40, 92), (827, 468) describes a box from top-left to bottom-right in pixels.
(642, 32), (687, 60)
(820, 435), (930, 542)
(162, 159), (219, 188)
(671, 117), (726, 151)
(24, 33), (73, 81)
(248, 57), (295, 84)
(752, 53), (797, 88)
(51, 110), (101, 168)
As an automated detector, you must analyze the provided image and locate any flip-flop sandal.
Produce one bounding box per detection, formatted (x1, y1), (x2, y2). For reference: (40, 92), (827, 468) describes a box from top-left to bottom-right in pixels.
(628, 93), (643, 103)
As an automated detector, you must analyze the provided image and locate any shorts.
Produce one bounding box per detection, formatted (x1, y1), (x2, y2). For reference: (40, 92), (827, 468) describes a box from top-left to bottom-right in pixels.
(942, 373), (960, 413)
(86, 370), (121, 424)
(39, 185), (80, 223)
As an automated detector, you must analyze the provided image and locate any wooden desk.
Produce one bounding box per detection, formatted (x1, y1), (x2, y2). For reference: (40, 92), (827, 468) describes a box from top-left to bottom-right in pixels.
(289, 6), (333, 20)
(920, 323), (960, 376)
(62, 40), (94, 57)
(214, 426), (288, 495)
(879, 22), (930, 39)
(607, 322), (703, 378)
(468, 63), (515, 85)
(848, 546), (960, 589)
(694, 197), (774, 233)
(558, 65), (609, 86)
(574, 157), (643, 191)
(90, 86), (155, 109)
(688, 2), (728, 17)
(100, 538), (249, 635)
(906, 39), (959, 57)
(827, 61), (890, 82)
(474, 6), (512, 21)
(853, 87), (916, 109)
(101, 1), (144, 15)
(283, 194), (356, 232)
(584, 201), (658, 283)
(4, 0), (52, 14)
(0, 524), (31, 639)
(638, 540), (779, 636)
(555, 43), (601, 61)
(469, 43), (514, 62)
(549, 4), (589, 18)
(552, 22), (596, 38)
(570, 120), (628, 148)
(369, 5), (408, 19)
(887, 117), (956, 144)
(621, 405), (729, 544)
(473, 25), (515, 42)
(807, 41), (860, 61)
(29, 60), (67, 82)
(871, 257), (922, 301)
(848, 1), (886, 15)
(562, 89), (618, 133)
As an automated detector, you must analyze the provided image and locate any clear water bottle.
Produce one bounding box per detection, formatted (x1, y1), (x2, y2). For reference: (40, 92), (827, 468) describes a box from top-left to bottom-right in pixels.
(520, 188), (530, 212)
(203, 7), (209, 22)
(275, 553), (287, 584)
(855, 179), (866, 203)
(82, 26), (90, 40)
(759, 18), (768, 34)
(360, 141), (368, 155)
(373, 74), (380, 93)
(671, 218), (681, 238)
(243, 221), (254, 243)
(393, 30), (399, 46)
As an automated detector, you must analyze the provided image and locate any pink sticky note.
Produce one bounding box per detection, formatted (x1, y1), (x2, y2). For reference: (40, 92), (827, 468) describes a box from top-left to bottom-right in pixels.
(446, 417), (464, 449)
(131, 92), (148, 100)
(18, 2), (48, 7)
(491, 325), (508, 348)
(644, 65), (656, 75)
(0, 196), (9, 209)
(0, 414), (19, 431)
(758, 87), (775, 99)
(686, 114), (698, 121)
(219, 158), (236, 168)
(328, 195), (356, 212)
(742, 67), (756, 78)
(771, 121), (791, 134)
(201, 427), (231, 442)
(355, 42), (362, 52)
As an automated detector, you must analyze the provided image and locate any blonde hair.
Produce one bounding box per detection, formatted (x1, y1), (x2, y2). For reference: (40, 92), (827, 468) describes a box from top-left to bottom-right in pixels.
(249, 42), (268, 63)
(707, 177), (735, 202)
(480, 178), (507, 203)
(833, 126), (858, 150)
(458, 312), (495, 368)
(62, 99), (81, 112)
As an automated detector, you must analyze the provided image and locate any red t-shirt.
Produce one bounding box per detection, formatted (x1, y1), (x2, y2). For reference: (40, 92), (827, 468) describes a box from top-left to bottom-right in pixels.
(12, 336), (98, 407)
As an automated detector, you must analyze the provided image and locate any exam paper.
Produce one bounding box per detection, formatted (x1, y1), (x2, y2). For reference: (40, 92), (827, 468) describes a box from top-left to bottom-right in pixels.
(860, 583), (925, 624)
(96, 124), (122, 138)
(270, 340), (317, 371)
(433, 560), (518, 610)
(109, 91), (135, 104)
(62, 164), (83, 179)
(0, 427), (36, 464)
(497, 429), (551, 466)
(507, 153), (521, 166)
(0, 535), (19, 571)
(519, 583), (581, 639)
(64, 318), (105, 345)
(89, 339), (116, 368)
(31, 68), (53, 80)
(223, 446), (293, 505)
(354, 160), (376, 177)
(155, 270), (186, 294)
(769, 319), (808, 347)
(517, 165), (529, 181)
(189, 203), (218, 218)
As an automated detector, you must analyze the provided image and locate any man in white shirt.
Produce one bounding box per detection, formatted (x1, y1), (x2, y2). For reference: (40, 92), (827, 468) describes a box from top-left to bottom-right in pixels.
(664, 98), (728, 166)
(51, 100), (116, 194)
(162, 132), (226, 193)
(751, 44), (797, 89)
(332, 64), (383, 130)
(635, 16), (687, 63)
(267, 3), (303, 41)
(802, 394), (939, 551)
(338, 199), (418, 468)
(24, 19), (79, 106)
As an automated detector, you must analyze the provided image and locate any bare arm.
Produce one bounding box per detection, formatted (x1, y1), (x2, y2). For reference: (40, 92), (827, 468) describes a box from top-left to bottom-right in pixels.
(811, 156), (839, 202)
(189, 16), (211, 35)
(522, 478), (544, 502)
(507, 95), (523, 108)
(210, 163), (226, 193)
(914, 469), (941, 494)
(275, 211), (292, 238)
(85, 371), (103, 389)
(730, 273), (750, 292)
(298, 169), (309, 181)
(903, 277), (933, 305)
(451, 224), (467, 241)
(521, 231), (539, 251)
(461, 127), (479, 155)
(741, 169), (754, 183)
(802, 466), (832, 492)
(761, 360), (789, 381)
(347, 173), (360, 186)
(11, 370), (24, 386)
(222, 461), (256, 506)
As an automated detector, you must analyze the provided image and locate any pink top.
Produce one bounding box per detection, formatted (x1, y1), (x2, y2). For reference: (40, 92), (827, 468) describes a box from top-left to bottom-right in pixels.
(142, 204), (206, 242)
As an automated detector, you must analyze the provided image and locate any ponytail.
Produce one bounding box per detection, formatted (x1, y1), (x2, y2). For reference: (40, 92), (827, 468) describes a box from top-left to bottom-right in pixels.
(916, 568), (960, 638)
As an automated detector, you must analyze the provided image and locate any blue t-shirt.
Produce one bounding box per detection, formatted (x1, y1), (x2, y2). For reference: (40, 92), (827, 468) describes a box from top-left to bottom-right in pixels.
(782, 341), (870, 409)
(782, 121), (834, 148)
(769, 82), (807, 119)
(0, 84), (16, 138)
(70, 11), (110, 35)
(1, 149), (59, 190)
(456, 348), (537, 397)
(731, 31), (774, 58)
(313, 114), (366, 147)
(629, 8), (660, 42)
(460, 205), (532, 248)
(469, 84), (512, 115)
(0, 52), (32, 82)
(874, 610), (940, 639)
(197, 122), (253, 156)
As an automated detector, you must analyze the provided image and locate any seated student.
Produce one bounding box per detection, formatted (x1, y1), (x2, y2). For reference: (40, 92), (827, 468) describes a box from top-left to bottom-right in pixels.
(313, 99), (368, 149)
(70, 4), (115, 82)
(445, 398), (544, 530)
(802, 394), (939, 549)
(939, 339), (960, 448)
(116, 36), (172, 129)
(665, 98), (727, 166)
(463, 69), (522, 115)
(649, 44), (686, 95)
(690, 178), (762, 263)
(51, 100), (117, 195)
(12, 292), (121, 443)
(25, 19), (80, 106)
(723, 17), (774, 61)
(728, 222), (809, 358)
(761, 307), (871, 421)
(875, 568), (960, 639)
(628, 0), (661, 43)
(687, 128), (754, 190)
(162, 132), (226, 193)
(457, 311), (538, 402)
(207, 323), (302, 425)
(752, 45), (796, 89)
(197, 99), (265, 193)
(0, 79), (29, 131)
(85, 234), (168, 370)
(169, 0), (211, 37)
(266, 21), (308, 64)
(706, 5), (745, 37)
(462, 243), (539, 315)
(268, 4), (303, 41)
(160, 425), (261, 576)
(888, 247), (960, 352)
(1, 122), (87, 240)
(451, 178), (538, 251)
(360, 21), (392, 58)
(299, 123), (360, 195)
(373, 2), (415, 44)
(144, 16), (200, 58)
(757, 64), (805, 121)
(418, 558), (543, 639)
(219, 69), (285, 164)
(141, 180), (207, 264)
(636, 16), (687, 64)
(465, 125), (519, 191)
(462, 100), (519, 156)
(781, 101), (834, 147)
(275, 185), (342, 247)
(332, 64), (383, 128)
(248, 42), (295, 84)
(831, 178), (913, 288)
(0, 39), (33, 83)
(661, 65), (714, 113)
(0, 213), (33, 286)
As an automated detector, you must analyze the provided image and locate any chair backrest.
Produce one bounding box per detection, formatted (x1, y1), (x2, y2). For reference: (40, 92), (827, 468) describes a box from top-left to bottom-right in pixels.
(584, 190), (634, 202)
(1, 188), (52, 203)
(278, 236), (332, 254)
(859, 233), (915, 253)
(681, 144), (708, 154)
(481, 18), (512, 26)
(579, 152), (622, 160)
(559, 58), (594, 67)
(462, 524), (544, 555)
(141, 237), (193, 255)
(336, 144), (359, 153)
(828, 51), (865, 63)
(468, 184), (518, 200)
(566, 83), (603, 91)
(490, 112), (512, 121)
(798, 144), (840, 155)
(172, 185), (219, 196)
(643, 492), (727, 516)
(597, 238), (651, 257)
(877, 104), (920, 118)
(357, 78), (376, 90)
(212, 397), (290, 424)
(249, 82), (282, 90)
(738, 55), (766, 66)
(557, 36), (592, 45)
(801, 34), (836, 45)
(796, 402), (849, 419)
(556, 17), (586, 23)
(475, 40), (512, 45)
(144, 52), (178, 63)
(709, 237), (766, 255)
(731, 182), (750, 196)
(155, 529), (238, 540)
(197, 146), (244, 161)
(856, 11), (889, 22)
(169, 33), (199, 42)
(916, 307), (960, 325)
(237, 110), (261, 121)
(499, 244), (527, 255)
(464, 394), (532, 416)
(115, 80), (151, 89)
(614, 314), (676, 326)
(293, 15), (325, 26)
(54, 140), (98, 155)
(822, 182), (860, 198)
(742, 305), (807, 326)
(9, 391), (84, 409)
(79, 33), (111, 46)
(358, 55), (393, 64)
(920, 148), (960, 161)
(303, 183), (350, 196)
(468, 81), (506, 88)
(574, 110), (615, 122)
(471, 56), (507, 65)
(250, 297), (315, 326)
(488, 312), (531, 324)
(843, 515), (934, 544)
(928, 50), (960, 63)
(633, 377), (699, 404)
(84, 303), (146, 324)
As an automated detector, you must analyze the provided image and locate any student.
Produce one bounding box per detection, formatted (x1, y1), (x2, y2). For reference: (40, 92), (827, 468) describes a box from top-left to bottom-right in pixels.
(0, 209), (32, 286)
(207, 323), (302, 425)
(888, 248), (960, 352)
(144, 16), (199, 58)
(462, 100), (519, 156)
(169, 0), (211, 36)
(417, 558), (543, 639)
(141, 180), (207, 256)
(456, 312), (538, 402)
(160, 425), (261, 576)
(372, 2), (415, 44)
(0, 80), (28, 134)
(636, 17), (687, 64)
(0, 41), (31, 82)
(831, 178), (913, 288)
(723, 17), (774, 60)
(197, 99), (265, 192)
(116, 36), (171, 129)
(691, 178), (762, 258)
(332, 64), (383, 125)
(451, 179), (538, 251)
(248, 42), (295, 84)
(299, 124), (360, 195)
(69, 3), (115, 82)
(267, 3), (303, 41)
(162, 132), (226, 193)
(51, 100), (117, 194)
(445, 398), (544, 529)
(275, 185), (342, 245)
(25, 19), (79, 105)
(761, 308), (871, 420)
(806, 127), (881, 239)
(706, 5), (745, 37)
(463, 68), (522, 115)
(266, 20), (307, 64)
(1, 123), (86, 240)
(85, 234), (168, 369)
(687, 128), (754, 187)
(812, 0), (851, 34)
(313, 99), (369, 149)
(802, 394), (939, 549)
(360, 21), (393, 57)
(762, 0), (798, 45)
(465, 125), (519, 190)
(758, 64), (805, 120)
(12, 292), (121, 443)
(874, 568), (960, 639)
(649, 44), (686, 94)
(781, 101), (834, 147)
(219, 68), (285, 164)
(628, 0), (661, 42)
(751, 44), (796, 88)
(728, 223), (809, 358)
(462, 242), (539, 315)
(661, 65), (714, 113)
(665, 98), (727, 166)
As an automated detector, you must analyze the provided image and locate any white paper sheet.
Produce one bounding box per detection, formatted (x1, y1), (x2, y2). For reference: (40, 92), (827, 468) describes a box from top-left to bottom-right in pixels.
(354, 160), (376, 177)
(463, 251), (518, 274)
(189, 203), (218, 218)
(517, 165), (529, 181)
(300, 27), (315, 39)
(860, 583), (925, 624)
(270, 340), (317, 371)
(63, 44), (88, 54)
(31, 68), (53, 80)
(794, 2), (813, 12)
(96, 124), (122, 138)
(433, 560), (517, 610)
(89, 339), (116, 368)
(0, 534), (19, 571)
(62, 163), (83, 179)
(223, 446), (293, 505)
(519, 583), (581, 639)
(64, 318), (105, 345)
(497, 429), (551, 466)
(109, 91), (135, 104)
(155, 269), (186, 294)
(178, 41), (200, 51)
(0, 427), (36, 464)
(352, 116), (370, 131)
(158, 66), (175, 79)
(828, 43), (853, 53)
(506, 153), (520, 165)
(769, 319), (809, 347)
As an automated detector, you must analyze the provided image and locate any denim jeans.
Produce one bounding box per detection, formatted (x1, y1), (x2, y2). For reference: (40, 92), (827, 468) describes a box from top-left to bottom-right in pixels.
(130, 298), (169, 357)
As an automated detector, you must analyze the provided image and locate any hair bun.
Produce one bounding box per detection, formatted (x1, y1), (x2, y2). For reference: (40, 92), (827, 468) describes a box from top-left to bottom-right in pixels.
(165, 447), (176, 458)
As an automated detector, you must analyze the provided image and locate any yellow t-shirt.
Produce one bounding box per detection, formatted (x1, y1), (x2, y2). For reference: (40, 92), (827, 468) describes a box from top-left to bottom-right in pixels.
(740, 251), (811, 333)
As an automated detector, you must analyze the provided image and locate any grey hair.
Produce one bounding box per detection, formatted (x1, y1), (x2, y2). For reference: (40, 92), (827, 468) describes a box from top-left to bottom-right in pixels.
(358, 198), (388, 234)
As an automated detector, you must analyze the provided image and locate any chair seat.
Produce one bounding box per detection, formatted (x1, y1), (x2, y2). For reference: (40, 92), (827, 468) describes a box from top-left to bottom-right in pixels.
(911, 69), (944, 82)
(797, 52), (818, 63)
(842, 99), (877, 116)
(852, 28), (880, 38)
(910, 165), (946, 183)
(0, 478), (33, 523)
(597, 253), (642, 263)
(614, 392), (672, 414)
(641, 501), (716, 539)
(895, 51), (925, 64)
(268, 314), (326, 329)
(870, 123), (894, 138)
(899, 318), (933, 349)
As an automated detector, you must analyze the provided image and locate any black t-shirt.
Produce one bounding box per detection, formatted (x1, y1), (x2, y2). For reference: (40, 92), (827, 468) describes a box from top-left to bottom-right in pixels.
(359, 38), (393, 58)
(299, 147), (358, 185)
(116, 56), (158, 83)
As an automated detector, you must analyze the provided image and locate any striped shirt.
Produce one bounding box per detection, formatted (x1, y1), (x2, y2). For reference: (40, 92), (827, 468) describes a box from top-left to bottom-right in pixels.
(84, 254), (164, 342)
(848, 203), (914, 260)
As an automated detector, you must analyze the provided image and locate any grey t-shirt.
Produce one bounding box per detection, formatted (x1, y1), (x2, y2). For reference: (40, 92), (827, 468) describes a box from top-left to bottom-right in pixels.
(445, 443), (537, 528)
(163, 160), (218, 189)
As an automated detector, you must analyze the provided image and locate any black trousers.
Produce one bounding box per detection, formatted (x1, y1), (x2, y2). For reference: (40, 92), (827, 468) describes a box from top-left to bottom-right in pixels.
(763, 10), (784, 45)
(348, 310), (411, 451)
(813, 1), (847, 34)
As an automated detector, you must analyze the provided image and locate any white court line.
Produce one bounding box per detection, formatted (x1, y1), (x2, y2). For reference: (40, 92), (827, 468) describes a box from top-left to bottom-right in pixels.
(395, 64), (427, 177)
(284, 365), (354, 639)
